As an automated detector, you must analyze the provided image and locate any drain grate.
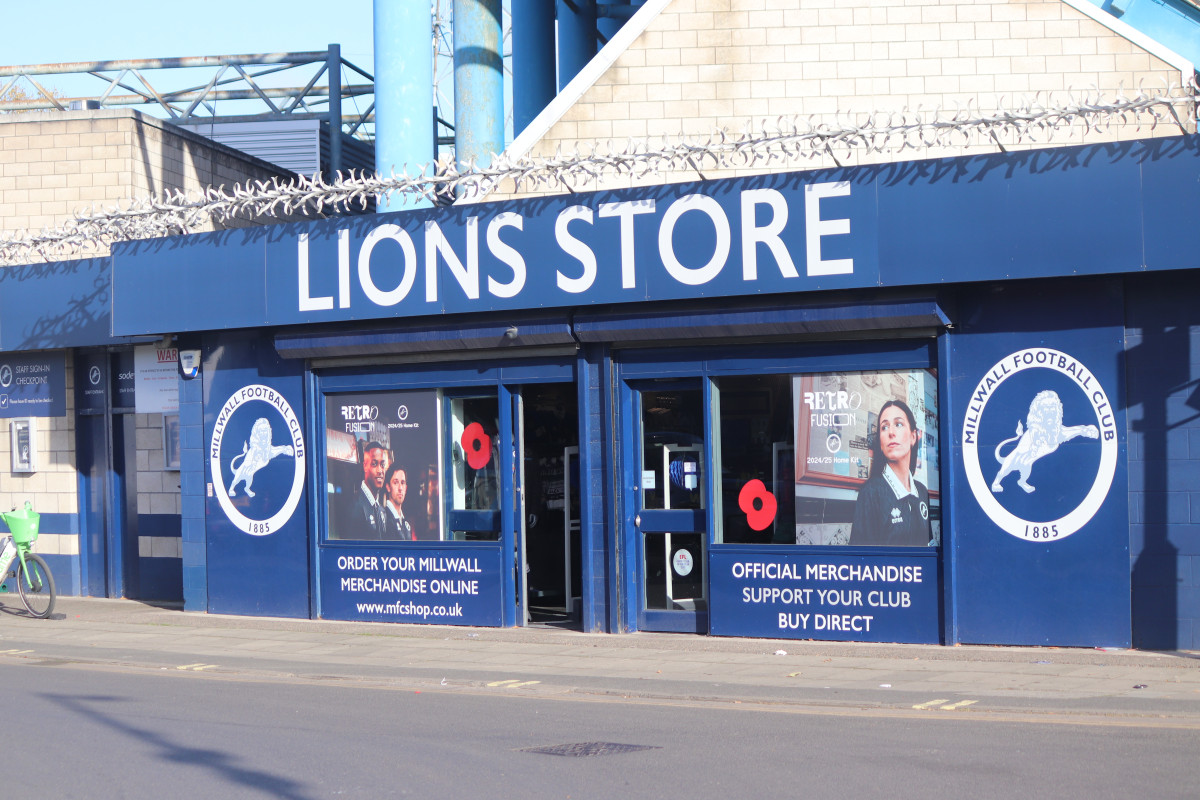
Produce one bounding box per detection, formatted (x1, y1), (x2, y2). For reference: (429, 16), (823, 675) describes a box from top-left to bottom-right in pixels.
(520, 742), (661, 758)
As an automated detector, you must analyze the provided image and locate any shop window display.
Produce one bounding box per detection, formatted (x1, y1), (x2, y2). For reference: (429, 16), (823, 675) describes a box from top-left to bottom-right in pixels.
(716, 369), (939, 547)
(325, 390), (442, 541)
(448, 395), (501, 540)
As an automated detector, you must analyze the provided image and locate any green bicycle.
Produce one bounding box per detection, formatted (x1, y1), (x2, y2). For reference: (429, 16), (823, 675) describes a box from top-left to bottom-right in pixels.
(0, 502), (55, 618)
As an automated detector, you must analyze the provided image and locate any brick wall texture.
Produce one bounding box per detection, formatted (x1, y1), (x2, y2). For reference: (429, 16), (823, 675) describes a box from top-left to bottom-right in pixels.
(492, 0), (1191, 198)
(0, 108), (293, 260)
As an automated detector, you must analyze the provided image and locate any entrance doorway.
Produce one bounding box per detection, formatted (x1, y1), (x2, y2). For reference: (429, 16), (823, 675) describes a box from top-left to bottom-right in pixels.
(75, 350), (140, 598)
(515, 383), (580, 626)
(441, 381), (582, 627)
(627, 381), (708, 633)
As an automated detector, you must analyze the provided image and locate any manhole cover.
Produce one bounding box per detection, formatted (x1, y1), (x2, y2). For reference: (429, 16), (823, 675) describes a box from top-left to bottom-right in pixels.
(520, 742), (661, 758)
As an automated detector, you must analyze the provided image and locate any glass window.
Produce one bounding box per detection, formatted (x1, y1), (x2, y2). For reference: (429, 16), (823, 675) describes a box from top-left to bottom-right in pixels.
(640, 388), (704, 511)
(447, 395), (501, 540)
(715, 375), (795, 544)
(324, 390), (442, 541)
(716, 369), (939, 547)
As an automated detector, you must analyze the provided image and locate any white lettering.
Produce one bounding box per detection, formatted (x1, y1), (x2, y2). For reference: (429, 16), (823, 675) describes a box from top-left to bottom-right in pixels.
(555, 205), (597, 294)
(805, 181), (853, 276)
(358, 224), (417, 307)
(425, 218), (480, 301)
(486, 212), (526, 298)
(740, 188), (798, 280)
(659, 194), (730, 286)
(598, 199), (656, 289)
(297, 233), (333, 311)
(337, 228), (351, 308)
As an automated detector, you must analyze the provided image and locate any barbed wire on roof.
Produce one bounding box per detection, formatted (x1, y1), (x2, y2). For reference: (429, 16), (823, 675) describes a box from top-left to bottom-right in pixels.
(0, 82), (1196, 266)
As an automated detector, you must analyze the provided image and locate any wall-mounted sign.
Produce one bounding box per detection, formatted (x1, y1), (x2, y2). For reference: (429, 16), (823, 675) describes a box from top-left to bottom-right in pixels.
(113, 136), (1200, 337)
(949, 280), (1130, 647)
(134, 345), (179, 413)
(962, 348), (1118, 542)
(76, 352), (107, 414)
(0, 352), (65, 418)
(319, 545), (504, 626)
(210, 384), (306, 536)
(710, 551), (941, 643)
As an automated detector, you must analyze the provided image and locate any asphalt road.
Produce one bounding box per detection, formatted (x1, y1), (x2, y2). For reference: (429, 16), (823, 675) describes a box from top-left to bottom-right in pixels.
(5, 660), (1198, 800)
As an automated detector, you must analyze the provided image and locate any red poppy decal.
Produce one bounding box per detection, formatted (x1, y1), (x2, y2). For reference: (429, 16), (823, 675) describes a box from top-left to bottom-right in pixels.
(738, 479), (777, 531)
(461, 422), (492, 470)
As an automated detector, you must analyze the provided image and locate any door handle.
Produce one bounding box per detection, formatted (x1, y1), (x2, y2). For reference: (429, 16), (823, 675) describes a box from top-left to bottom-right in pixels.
(634, 514), (641, 528)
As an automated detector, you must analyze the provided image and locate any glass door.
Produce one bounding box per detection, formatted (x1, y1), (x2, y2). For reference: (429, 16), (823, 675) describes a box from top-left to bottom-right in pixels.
(630, 381), (708, 633)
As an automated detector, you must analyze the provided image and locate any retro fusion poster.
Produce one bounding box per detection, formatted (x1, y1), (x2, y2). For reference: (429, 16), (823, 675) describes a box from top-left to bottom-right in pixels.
(325, 389), (441, 541)
(792, 369), (940, 547)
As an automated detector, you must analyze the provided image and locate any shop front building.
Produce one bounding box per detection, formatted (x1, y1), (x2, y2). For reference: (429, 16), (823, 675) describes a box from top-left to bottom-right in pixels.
(85, 133), (1196, 648)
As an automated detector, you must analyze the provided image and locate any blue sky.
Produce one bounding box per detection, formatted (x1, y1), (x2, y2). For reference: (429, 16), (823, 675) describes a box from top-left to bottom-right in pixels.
(4, 1), (375, 68)
(2, 1), (380, 124)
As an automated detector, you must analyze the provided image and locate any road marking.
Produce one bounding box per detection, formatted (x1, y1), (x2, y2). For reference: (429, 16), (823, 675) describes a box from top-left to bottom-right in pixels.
(487, 679), (541, 688)
(940, 700), (978, 711)
(0, 649), (33, 655)
(787, 671), (802, 677)
(176, 663), (218, 671)
(912, 698), (949, 709)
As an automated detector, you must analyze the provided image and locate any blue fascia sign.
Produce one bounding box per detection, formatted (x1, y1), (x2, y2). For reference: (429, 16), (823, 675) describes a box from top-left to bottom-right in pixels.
(113, 171), (875, 335)
(111, 135), (1200, 336)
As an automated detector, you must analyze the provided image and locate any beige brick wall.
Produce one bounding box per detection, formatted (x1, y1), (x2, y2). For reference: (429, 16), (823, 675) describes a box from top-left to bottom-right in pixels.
(493, 0), (1193, 197)
(0, 351), (77, 515)
(0, 108), (294, 260)
(135, 412), (182, 516)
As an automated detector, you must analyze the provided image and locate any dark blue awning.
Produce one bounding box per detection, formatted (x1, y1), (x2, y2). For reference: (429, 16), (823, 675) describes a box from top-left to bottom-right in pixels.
(572, 297), (950, 343)
(274, 314), (576, 359)
(275, 296), (949, 359)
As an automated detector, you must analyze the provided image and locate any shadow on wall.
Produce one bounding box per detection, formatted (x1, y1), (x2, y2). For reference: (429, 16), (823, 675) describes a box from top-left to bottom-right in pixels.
(0, 258), (116, 351)
(1124, 277), (1200, 651)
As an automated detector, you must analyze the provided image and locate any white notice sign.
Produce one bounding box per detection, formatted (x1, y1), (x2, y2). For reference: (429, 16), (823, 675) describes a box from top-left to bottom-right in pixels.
(134, 345), (179, 413)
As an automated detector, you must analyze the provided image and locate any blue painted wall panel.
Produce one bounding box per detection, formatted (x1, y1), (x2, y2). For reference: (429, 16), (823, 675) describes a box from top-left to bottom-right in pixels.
(136, 513), (182, 603)
(1125, 271), (1200, 650)
(950, 279), (1131, 647)
(202, 331), (310, 618)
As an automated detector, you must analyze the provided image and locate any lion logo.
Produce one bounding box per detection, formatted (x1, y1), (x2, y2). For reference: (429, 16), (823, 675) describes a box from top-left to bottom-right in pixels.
(228, 418), (295, 498)
(991, 390), (1098, 494)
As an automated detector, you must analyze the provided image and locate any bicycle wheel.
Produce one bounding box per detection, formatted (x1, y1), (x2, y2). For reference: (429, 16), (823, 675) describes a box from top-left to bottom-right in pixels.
(16, 552), (55, 618)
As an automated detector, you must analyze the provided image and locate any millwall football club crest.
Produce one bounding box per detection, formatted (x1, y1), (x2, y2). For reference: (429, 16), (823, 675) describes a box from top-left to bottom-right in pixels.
(211, 384), (306, 536)
(962, 348), (1118, 542)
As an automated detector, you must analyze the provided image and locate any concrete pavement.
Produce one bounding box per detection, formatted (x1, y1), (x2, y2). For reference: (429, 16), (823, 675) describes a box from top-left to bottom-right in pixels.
(2, 596), (1198, 726)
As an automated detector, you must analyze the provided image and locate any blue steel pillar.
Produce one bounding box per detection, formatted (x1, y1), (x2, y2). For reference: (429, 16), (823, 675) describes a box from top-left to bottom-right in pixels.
(179, 334), (207, 612)
(556, 0), (597, 90)
(326, 43), (343, 179)
(596, 1), (627, 46)
(511, 0), (556, 137)
(373, 1), (434, 211)
(454, 0), (505, 171)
